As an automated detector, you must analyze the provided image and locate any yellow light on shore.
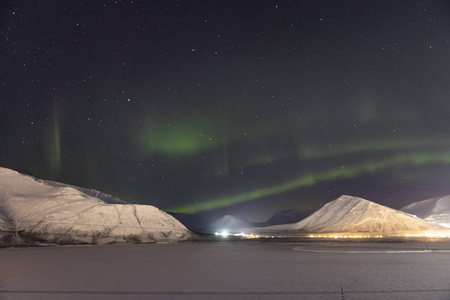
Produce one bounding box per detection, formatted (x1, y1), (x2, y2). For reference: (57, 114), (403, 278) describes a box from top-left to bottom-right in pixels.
(308, 232), (450, 239)
(308, 234), (384, 239)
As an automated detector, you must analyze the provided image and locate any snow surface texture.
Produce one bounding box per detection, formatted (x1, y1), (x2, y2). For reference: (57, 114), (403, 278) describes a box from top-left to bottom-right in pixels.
(2, 243), (450, 300)
(265, 195), (446, 235)
(401, 195), (450, 228)
(0, 167), (190, 245)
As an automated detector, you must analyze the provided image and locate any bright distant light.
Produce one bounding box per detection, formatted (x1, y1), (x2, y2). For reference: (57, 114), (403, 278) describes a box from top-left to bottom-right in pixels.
(246, 234), (259, 239)
(402, 232), (450, 238)
(215, 230), (229, 238)
(233, 232), (248, 237)
(214, 231), (263, 239)
(308, 234), (383, 239)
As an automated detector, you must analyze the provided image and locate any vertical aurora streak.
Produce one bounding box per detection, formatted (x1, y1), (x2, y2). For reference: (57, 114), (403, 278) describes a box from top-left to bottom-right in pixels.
(49, 108), (62, 175)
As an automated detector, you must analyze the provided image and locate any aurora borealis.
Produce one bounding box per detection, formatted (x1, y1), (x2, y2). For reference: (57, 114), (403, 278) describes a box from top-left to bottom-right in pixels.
(2, 1), (450, 221)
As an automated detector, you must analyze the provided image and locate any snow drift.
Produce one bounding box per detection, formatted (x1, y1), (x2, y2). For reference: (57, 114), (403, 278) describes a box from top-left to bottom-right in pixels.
(0, 167), (191, 245)
(401, 195), (450, 228)
(264, 195), (446, 235)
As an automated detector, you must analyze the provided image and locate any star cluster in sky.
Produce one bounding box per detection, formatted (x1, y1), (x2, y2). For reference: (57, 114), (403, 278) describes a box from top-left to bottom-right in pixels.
(1, 1), (450, 221)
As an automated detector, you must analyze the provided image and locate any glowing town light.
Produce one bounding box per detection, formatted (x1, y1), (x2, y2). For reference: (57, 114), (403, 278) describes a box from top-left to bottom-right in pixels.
(215, 231), (230, 238)
(307, 232), (450, 239)
(214, 231), (262, 239)
(308, 234), (385, 239)
(233, 232), (249, 237)
(246, 234), (259, 239)
(401, 232), (450, 238)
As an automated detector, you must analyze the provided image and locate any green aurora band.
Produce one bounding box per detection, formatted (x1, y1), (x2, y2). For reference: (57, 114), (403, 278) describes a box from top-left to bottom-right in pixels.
(141, 113), (285, 158)
(142, 116), (226, 157)
(166, 150), (450, 213)
(300, 137), (450, 158)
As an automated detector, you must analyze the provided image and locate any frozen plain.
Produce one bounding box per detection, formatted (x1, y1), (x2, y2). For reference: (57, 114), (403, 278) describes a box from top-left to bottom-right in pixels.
(1, 241), (450, 300)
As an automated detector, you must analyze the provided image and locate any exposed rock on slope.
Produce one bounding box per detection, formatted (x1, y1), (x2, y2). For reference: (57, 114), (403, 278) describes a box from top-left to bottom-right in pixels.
(0, 167), (191, 245)
(0, 211), (17, 244)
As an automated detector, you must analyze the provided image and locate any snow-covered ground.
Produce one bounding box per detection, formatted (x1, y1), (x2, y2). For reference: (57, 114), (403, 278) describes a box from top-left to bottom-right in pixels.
(0, 167), (190, 244)
(1, 242), (450, 300)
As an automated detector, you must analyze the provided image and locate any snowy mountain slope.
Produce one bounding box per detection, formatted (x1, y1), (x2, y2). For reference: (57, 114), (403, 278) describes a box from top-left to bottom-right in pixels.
(0, 167), (191, 245)
(34, 178), (128, 204)
(401, 195), (450, 228)
(265, 195), (446, 235)
(198, 214), (254, 233)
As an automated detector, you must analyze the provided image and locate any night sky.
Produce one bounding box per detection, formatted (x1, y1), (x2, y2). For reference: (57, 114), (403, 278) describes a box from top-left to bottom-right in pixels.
(2, 0), (450, 221)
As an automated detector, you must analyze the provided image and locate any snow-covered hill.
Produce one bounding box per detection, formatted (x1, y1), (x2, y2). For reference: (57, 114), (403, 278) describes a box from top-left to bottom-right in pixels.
(0, 167), (191, 245)
(265, 195), (446, 235)
(401, 195), (450, 228)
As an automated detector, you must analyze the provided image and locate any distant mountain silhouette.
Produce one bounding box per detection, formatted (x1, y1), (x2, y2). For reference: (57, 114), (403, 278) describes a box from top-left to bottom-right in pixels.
(401, 195), (450, 228)
(256, 209), (316, 227)
(198, 214), (253, 234)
